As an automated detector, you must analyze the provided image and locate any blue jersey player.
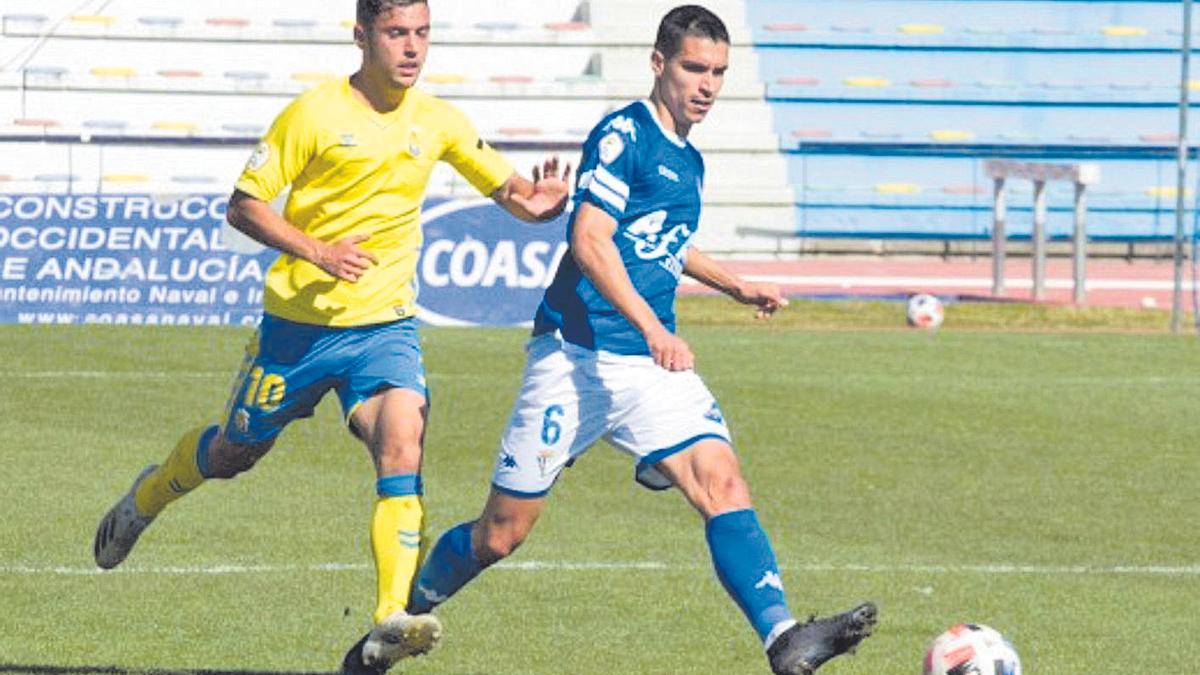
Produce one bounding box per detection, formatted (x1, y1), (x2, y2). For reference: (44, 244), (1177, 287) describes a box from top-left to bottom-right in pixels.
(405, 6), (876, 674)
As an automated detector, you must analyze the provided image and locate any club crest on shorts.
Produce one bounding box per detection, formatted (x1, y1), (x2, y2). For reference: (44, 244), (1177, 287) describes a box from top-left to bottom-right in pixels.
(537, 450), (558, 477)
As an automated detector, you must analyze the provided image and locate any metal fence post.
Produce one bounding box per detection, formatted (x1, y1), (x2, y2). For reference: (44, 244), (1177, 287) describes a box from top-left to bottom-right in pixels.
(1032, 179), (1047, 301)
(1073, 181), (1088, 304)
(992, 176), (1007, 295)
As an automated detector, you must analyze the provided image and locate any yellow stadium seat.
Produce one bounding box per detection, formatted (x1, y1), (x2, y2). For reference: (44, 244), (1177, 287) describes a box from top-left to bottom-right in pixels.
(1145, 186), (1191, 198)
(545, 21), (589, 31)
(90, 66), (137, 78)
(424, 73), (467, 84)
(70, 14), (117, 25)
(1188, 79), (1200, 91)
(875, 182), (922, 194)
(102, 173), (150, 183)
(929, 130), (976, 141)
(152, 121), (199, 133)
(899, 23), (945, 35)
(843, 76), (890, 88)
(1101, 26), (1148, 37)
(341, 19), (356, 29)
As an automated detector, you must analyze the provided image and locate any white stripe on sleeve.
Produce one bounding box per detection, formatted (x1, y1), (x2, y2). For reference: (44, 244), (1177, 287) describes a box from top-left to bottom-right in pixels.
(588, 181), (627, 212)
(593, 165), (630, 199)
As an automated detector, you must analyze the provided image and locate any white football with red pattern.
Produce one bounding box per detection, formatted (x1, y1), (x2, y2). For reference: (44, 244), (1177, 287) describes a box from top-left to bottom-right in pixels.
(924, 623), (1021, 675)
(906, 293), (945, 329)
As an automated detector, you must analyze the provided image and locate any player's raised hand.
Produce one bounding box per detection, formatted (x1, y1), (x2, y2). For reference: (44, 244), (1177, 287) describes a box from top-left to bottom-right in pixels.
(509, 156), (572, 220)
(647, 328), (695, 371)
(733, 282), (789, 320)
(317, 233), (378, 282)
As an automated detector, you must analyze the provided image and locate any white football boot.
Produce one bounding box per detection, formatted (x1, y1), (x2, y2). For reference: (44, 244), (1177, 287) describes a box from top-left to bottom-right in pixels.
(93, 464), (158, 569)
(342, 609), (442, 674)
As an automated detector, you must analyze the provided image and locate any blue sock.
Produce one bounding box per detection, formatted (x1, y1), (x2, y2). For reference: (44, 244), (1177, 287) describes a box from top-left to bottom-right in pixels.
(195, 425), (219, 479)
(406, 521), (482, 614)
(706, 509), (793, 642)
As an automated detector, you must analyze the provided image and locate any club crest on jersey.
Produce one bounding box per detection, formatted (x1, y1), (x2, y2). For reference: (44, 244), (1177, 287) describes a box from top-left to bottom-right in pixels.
(339, 133), (357, 147)
(408, 127), (422, 157)
(599, 132), (625, 165)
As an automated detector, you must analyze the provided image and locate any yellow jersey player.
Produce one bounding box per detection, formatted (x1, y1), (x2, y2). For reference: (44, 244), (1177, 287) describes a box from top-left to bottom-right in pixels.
(91, 2), (570, 674)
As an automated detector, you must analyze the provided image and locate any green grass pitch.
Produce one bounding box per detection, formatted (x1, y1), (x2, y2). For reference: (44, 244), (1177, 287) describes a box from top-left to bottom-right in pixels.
(1, 299), (1197, 674)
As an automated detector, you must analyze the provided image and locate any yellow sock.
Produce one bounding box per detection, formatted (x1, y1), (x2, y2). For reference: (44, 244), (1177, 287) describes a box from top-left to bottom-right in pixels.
(133, 425), (214, 518)
(371, 493), (426, 624)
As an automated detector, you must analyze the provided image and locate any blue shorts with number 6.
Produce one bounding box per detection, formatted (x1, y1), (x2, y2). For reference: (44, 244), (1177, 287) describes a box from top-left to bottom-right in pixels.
(221, 313), (427, 445)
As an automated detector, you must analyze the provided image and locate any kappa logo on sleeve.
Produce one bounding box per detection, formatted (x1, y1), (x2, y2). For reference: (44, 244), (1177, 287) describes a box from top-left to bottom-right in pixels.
(245, 142), (271, 172)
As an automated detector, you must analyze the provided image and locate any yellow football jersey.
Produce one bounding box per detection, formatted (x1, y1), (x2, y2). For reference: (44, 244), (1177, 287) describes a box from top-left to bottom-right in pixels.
(235, 78), (514, 326)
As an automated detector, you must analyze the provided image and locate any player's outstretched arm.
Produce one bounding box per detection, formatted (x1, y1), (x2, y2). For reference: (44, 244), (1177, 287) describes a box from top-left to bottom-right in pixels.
(491, 156), (572, 222)
(227, 190), (378, 283)
(683, 247), (788, 320)
(572, 202), (695, 371)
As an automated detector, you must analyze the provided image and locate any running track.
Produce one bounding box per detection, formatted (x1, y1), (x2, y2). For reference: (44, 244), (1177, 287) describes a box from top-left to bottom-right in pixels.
(689, 257), (1198, 310)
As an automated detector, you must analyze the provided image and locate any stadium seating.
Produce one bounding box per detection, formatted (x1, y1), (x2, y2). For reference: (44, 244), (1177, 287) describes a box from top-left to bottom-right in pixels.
(0, 0), (1193, 251)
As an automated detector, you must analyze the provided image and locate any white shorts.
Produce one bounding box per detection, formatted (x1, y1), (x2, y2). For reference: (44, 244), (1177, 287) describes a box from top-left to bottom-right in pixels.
(491, 332), (733, 497)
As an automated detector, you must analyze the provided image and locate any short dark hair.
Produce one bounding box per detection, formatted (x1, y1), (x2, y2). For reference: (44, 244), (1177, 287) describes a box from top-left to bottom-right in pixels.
(356, 0), (427, 27)
(654, 5), (730, 60)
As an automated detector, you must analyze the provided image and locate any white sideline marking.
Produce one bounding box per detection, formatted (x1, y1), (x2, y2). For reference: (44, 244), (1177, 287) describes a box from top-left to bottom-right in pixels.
(681, 275), (1197, 291)
(3, 561), (1198, 577)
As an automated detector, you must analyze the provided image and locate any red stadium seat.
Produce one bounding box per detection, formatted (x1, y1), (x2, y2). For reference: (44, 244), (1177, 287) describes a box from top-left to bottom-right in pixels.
(763, 23), (808, 32)
(206, 17), (251, 28)
(942, 185), (986, 195)
(490, 75), (536, 84)
(158, 69), (203, 78)
(545, 21), (589, 31)
(13, 118), (60, 128)
(792, 128), (833, 139)
(498, 127), (543, 136)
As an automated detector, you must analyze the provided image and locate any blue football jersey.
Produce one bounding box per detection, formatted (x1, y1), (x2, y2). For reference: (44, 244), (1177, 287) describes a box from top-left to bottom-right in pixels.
(533, 100), (706, 355)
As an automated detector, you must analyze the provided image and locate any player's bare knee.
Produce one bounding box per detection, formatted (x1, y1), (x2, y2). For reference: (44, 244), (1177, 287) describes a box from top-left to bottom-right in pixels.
(710, 473), (752, 511)
(373, 440), (422, 476)
(472, 520), (528, 566)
